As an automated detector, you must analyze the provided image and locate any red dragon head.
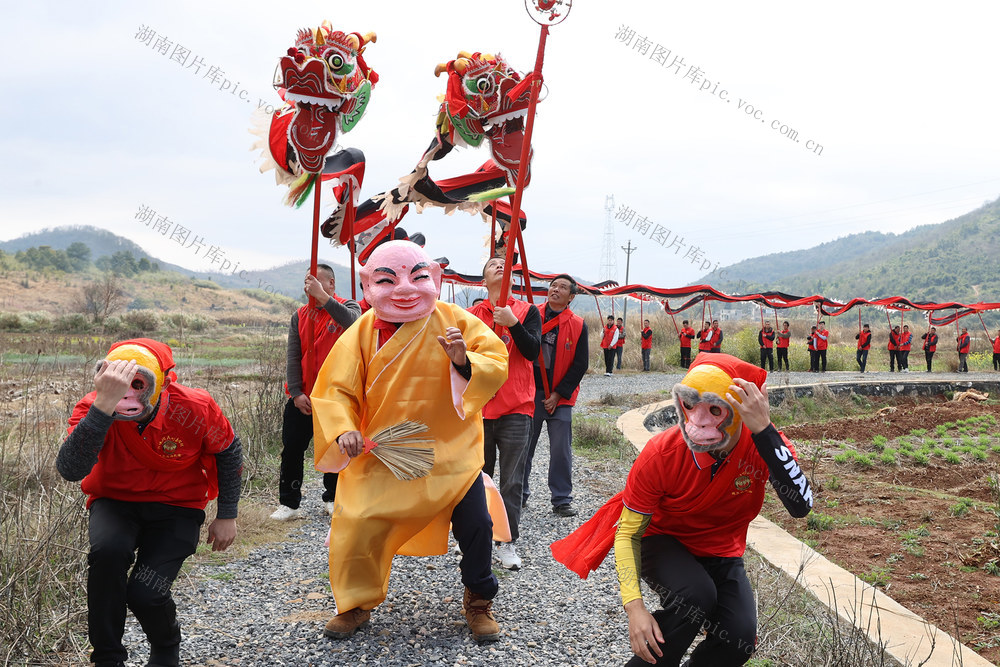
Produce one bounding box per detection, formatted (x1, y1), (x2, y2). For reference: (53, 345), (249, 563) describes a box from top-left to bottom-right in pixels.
(274, 22), (378, 173)
(434, 52), (533, 186)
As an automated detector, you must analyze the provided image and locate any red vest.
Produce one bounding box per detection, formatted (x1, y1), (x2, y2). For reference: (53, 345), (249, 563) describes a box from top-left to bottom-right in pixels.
(615, 325), (625, 349)
(68, 384), (235, 510)
(468, 297), (536, 418)
(296, 298), (350, 395)
(922, 333), (937, 352)
(857, 330), (871, 350)
(544, 308), (584, 407)
(600, 323), (617, 349)
(807, 334), (816, 351)
(697, 329), (713, 351)
(641, 327), (653, 350)
(760, 329), (774, 349)
(899, 332), (912, 351)
(776, 329), (790, 349)
(814, 328), (829, 351)
(958, 333), (971, 353)
(994, 337), (1000, 354)
(887, 331), (899, 351)
(679, 326), (695, 349)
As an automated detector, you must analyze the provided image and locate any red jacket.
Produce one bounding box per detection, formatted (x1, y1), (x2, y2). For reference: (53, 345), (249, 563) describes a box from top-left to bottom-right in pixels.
(295, 298), (351, 396)
(679, 326), (695, 349)
(641, 326), (653, 350)
(469, 298), (536, 419)
(600, 323), (617, 349)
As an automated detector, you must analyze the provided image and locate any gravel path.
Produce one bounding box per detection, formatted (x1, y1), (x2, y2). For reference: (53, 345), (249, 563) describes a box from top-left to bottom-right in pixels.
(121, 368), (999, 666)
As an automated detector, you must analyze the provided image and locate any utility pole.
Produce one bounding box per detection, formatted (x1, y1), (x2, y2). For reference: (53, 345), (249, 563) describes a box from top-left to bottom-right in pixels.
(621, 239), (636, 327)
(600, 195), (618, 282)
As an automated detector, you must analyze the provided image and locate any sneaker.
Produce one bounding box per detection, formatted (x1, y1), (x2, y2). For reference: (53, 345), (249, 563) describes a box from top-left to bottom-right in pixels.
(269, 505), (301, 521)
(604, 372), (611, 377)
(553, 504), (577, 517)
(324, 501), (336, 516)
(495, 542), (522, 570)
(463, 588), (501, 642)
(323, 607), (371, 639)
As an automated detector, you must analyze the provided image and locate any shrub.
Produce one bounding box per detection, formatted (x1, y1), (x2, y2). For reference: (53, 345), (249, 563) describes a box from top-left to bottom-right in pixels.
(121, 309), (160, 333)
(53, 313), (91, 333)
(0, 311), (24, 330)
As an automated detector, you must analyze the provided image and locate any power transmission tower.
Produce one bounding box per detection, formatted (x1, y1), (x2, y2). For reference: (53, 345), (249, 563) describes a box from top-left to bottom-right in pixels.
(621, 239), (636, 326)
(600, 195), (618, 283)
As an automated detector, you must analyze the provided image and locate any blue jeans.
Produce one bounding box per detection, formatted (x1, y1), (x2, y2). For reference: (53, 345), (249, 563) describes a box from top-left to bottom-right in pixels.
(522, 395), (574, 508)
(483, 413), (532, 542)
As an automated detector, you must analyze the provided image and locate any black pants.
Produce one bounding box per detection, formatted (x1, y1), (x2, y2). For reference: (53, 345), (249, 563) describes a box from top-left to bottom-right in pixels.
(817, 349), (827, 372)
(925, 350), (934, 372)
(279, 398), (338, 508)
(624, 535), (756, 667)
(87, 499), (205, 666)
(451, 474), (499, 599)
(889, 349), (899, 372)
(856, 349), (868, 372)
(775, 347), (788, 371)
(959, 352), (969, 372)
(642, 348), (652, 371)
(808, 350), (818, 371)
(604, 348), (616, 374)
(994, 353), (1000, 371)
(900, 350), (910, 370)
(759, 348), (773, 371)
(680, 347), (692, 368)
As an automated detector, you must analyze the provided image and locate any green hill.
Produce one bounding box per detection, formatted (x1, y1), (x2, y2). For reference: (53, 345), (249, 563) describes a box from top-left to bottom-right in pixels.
(707, 196), (1000, 304)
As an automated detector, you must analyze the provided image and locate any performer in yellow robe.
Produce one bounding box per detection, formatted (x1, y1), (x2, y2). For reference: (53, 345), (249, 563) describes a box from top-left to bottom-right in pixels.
(311, 240), (509, 642)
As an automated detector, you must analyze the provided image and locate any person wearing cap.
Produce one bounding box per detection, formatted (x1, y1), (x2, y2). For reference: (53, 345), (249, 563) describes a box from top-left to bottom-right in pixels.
(552, 353), (813, 666)
(56, 338), (243, 667)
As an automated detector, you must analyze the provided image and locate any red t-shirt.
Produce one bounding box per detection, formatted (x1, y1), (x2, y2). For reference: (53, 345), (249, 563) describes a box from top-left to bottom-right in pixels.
(67, 384), (235, 510)
(468, 297), (536, 419)
(622, 426), (797, 558)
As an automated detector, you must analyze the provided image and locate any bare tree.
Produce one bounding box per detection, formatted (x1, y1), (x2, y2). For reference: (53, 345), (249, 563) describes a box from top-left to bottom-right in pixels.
(78, 272), (128, 325)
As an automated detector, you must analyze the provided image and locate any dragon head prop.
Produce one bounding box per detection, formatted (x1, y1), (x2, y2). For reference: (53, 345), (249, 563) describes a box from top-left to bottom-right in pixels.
(672, 353), (767, 454)
(434, 52), (533, 186)
(272, 22), (378, 173)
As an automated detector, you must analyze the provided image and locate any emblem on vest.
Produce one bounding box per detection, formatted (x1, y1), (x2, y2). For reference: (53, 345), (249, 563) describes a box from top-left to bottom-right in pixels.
(326, 322), (341, 334)
(733, 474), (752, 494)
(501, 333), (511, 344)
(158, 438), (184, 459)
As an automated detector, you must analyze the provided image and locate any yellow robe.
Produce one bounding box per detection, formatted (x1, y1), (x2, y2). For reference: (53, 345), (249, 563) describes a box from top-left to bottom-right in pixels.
(311, 301), (508, 612)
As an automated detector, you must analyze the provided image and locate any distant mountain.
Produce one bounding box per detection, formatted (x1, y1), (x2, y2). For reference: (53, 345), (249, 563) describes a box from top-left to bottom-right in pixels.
(703, 196), (1000, 304)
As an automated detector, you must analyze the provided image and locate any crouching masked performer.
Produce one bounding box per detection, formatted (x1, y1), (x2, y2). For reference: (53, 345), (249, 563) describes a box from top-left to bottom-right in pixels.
(551, 353), (812, 666)
(310, 241), (510, 642)
(57, 338), (242, 667)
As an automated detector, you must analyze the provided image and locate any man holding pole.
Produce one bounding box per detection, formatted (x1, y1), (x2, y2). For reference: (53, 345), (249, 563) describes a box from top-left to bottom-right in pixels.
(957, 326), (971, 372)
(775, 321), (791, 372)
(640, 319), (653, 372)
(921, 326), (938, 372)
(679, 319), (695, 369)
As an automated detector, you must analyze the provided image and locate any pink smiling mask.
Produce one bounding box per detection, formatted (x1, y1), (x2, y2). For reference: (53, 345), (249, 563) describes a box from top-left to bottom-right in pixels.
(360, 240), (442, 322)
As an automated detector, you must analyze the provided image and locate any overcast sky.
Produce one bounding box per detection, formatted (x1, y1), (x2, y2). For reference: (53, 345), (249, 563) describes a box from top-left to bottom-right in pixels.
(2, 1), (999, 289)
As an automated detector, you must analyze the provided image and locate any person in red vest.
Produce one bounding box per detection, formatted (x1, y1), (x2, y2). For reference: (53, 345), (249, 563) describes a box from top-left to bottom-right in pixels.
(271, 265), (361, 520)
(615, 317), (626, 370)
(957, 326), (971, 372)
(806, 325), (818, 372)
(993, 329), (1000, 371)
(887, 325), (901, 372)
(679, 319), (696, 368)
(775, 321), (790, 371)
(697, 320), (714, 353)
(522, 274), (589, 518)
(57, 338), (242, 666)
(899, 325), (913, 372)
(551, 354), (812, 666)
(855, 323), (872, 373)
(640, 319), (653, 371)
(758, 322), (775, 370)
(600, 315), (619, 376)
(921, 326), (938, 372)
(469, 257), (542, 570)
(814, 321), (829, 372)
(710, 320), (723, 354)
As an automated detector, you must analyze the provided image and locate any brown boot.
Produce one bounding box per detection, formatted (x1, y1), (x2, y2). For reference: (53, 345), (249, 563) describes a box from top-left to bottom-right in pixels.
(463, 588), (500, 642)
(323, 607), (370, 639)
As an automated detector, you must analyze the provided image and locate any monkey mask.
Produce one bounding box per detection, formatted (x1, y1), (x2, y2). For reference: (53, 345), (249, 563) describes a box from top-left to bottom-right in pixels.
(360, 240), (442, 322)
(671, 353), (767, 453)
(100, 338), (176, 421)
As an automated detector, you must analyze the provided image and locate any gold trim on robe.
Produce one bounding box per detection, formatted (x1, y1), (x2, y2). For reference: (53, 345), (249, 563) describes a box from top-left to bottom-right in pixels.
(311, 302), (508, 612)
